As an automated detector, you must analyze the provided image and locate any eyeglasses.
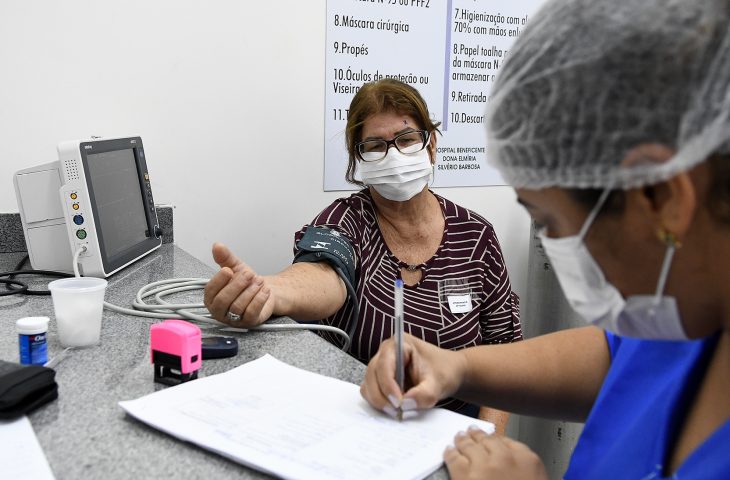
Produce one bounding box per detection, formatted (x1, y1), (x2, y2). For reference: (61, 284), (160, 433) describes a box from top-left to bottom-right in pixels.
(355, 130), (430, 162)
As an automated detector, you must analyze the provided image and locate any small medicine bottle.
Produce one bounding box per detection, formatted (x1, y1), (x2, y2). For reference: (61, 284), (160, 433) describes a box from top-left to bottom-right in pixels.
(17, 316), (49, 366)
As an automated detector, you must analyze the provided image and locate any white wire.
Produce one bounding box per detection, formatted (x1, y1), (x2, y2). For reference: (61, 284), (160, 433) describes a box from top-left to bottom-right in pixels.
(70, 247), (352, 351)
(72, 245), (86, 278)
(116, 278), (351, 351)
(44, 249), (87, 370)
(44, 347), (75, 369)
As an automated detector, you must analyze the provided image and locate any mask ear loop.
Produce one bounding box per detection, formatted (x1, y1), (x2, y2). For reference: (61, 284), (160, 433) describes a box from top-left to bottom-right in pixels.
(577, 188), (613, 240)
(653, 230), (682, 306)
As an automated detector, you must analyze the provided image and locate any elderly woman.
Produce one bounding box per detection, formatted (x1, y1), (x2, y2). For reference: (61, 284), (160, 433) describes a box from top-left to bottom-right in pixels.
(361, 0), (730, 478)
(204, 79), (521, 429)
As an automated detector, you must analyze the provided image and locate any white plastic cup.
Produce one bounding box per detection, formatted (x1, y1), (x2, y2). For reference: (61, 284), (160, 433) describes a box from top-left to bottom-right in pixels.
(48, 277), (108, 347)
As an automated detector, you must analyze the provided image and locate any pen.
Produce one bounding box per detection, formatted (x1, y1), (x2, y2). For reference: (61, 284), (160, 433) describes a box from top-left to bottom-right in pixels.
(394, 278), (405, 421)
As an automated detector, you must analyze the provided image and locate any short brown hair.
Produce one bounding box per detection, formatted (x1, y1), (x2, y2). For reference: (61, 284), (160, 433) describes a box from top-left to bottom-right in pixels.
(344, 79), (441, 186)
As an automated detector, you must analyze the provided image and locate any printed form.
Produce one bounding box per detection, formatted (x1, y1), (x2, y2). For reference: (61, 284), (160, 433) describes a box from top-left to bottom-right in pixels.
(0, 416), (55, 479)
(119, 354), (494, 480)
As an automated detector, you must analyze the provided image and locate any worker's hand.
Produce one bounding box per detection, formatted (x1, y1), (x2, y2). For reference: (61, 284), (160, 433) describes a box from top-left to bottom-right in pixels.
(360, 334), (467, 417)
(444, 427), (548, 480)
(204, 243), (275, 327)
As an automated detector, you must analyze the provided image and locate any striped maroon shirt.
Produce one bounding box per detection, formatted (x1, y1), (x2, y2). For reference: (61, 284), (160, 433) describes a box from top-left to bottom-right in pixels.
(294, 190), (521, 410)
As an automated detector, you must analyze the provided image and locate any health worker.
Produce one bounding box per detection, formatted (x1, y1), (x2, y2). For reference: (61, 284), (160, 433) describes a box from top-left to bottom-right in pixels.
(360, 0), (730, 478)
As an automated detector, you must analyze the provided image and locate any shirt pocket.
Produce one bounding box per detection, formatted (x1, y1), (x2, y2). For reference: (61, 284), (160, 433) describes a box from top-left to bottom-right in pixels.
(437, 277), (482, 348)
(438, 277), (481, 319)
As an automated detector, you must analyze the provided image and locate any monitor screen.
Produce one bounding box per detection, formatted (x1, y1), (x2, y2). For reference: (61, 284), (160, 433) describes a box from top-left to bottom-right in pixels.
(85, 148), (149, 259)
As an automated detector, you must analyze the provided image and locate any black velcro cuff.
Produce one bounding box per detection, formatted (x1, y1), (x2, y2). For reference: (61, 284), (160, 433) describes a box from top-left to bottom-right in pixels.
(293, 226), (357, 289)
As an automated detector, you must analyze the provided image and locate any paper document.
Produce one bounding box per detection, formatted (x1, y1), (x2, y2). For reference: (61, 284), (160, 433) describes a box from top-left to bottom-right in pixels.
(0, 416), (55, 479)
(119, 354), (494, 480)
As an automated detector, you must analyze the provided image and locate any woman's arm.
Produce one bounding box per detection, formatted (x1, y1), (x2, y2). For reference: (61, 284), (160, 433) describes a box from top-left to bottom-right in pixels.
(204, 243), (347, 326)
(266, 262), (347, 320)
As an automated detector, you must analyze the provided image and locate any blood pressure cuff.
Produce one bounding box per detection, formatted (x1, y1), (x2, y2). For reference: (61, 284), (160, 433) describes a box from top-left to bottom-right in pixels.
(0, 360), (58, 420)
(293, 226), (357, 290)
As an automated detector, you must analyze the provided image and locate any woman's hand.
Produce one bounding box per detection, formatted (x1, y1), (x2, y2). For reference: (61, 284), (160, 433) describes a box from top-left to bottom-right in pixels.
(360, 334), (468, 417)
(444, 427), (548, 480)
(203, 243), (275, 327)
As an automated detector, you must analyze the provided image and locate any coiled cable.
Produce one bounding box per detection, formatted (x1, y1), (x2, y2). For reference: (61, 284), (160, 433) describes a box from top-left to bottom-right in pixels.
(1, 248), (356, 352)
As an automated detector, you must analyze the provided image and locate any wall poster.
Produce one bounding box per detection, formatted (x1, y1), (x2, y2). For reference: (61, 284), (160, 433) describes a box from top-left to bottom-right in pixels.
(324, 0), (544, 190)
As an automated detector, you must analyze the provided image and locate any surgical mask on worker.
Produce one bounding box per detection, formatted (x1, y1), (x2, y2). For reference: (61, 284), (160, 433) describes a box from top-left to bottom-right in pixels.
(538, 189), (688, 340)
(359, 148), (432, 202)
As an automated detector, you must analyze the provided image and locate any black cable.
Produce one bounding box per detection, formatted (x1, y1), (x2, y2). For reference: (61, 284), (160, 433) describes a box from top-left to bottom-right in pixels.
(15, 254), (28, 271)
(0, 278), (29, 296)
(0, 255), (73, 296)
(334, 265), (360, 350)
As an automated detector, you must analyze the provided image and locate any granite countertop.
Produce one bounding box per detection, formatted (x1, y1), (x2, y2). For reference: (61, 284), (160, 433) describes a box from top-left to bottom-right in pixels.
(0, 245), (382, 479)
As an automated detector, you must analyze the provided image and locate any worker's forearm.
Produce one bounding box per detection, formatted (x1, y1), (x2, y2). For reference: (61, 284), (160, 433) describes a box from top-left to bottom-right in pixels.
(457, 326), (611, 422)
(266, 262), (347, 320)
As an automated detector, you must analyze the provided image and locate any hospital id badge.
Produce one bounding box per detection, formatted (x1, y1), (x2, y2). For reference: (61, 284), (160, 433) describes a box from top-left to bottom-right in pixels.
(447, 294), (472, 314)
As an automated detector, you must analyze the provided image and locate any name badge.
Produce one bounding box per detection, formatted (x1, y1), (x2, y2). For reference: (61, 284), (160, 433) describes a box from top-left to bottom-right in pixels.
(447, 294), (472, 314)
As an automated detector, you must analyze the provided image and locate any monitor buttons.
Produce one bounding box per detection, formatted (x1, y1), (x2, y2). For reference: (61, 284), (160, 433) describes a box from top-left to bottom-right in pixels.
(76, 229), (87, 240)
(73, 214), (84, 225)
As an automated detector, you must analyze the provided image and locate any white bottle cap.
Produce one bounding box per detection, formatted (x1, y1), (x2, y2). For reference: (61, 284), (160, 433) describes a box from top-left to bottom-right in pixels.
(16, 317), (50, 335)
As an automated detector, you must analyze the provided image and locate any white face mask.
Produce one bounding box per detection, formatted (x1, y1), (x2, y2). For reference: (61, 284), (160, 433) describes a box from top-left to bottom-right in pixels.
(538, 189), (687, 340)
(359, 148), (432, 202)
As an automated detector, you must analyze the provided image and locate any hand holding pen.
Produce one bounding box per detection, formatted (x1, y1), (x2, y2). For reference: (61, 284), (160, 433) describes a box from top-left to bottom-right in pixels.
(359, 275), (472, 420)
(360, 330), (467, 420)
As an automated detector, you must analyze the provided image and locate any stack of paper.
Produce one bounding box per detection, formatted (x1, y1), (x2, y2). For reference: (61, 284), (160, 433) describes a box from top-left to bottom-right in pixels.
(119, 354), (494, 480)
(0, 416), (55, 479)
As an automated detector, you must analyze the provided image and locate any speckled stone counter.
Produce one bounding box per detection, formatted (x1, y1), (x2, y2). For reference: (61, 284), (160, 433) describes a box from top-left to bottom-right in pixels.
(0, 206), (175, 253)
(0, 245), (449, 480)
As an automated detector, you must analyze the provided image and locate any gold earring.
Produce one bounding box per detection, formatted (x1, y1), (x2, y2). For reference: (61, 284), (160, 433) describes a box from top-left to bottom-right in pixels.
(656, 228), (683, 249)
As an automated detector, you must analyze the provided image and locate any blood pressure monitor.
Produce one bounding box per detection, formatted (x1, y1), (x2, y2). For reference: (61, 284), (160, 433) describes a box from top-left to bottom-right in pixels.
(14, 136), (162, 277)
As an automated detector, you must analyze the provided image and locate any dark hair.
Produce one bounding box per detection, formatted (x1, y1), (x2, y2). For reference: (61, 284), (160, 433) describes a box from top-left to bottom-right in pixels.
(706, 154), (730, 225)
(567, 189), (625, 214)
(344, 79), (441, 186)
(567, 155), (730, 225)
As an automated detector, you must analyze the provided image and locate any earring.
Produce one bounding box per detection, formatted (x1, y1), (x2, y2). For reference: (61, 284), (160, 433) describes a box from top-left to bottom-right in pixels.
(656, 228), (683, 249)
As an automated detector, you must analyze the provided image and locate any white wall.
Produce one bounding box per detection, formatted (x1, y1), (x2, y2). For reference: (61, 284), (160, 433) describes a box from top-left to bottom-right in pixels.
(0, 0), (530, 298)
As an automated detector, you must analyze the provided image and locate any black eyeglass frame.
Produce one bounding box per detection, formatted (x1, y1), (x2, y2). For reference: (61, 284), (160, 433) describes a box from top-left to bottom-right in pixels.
(355, 130), (431, 162)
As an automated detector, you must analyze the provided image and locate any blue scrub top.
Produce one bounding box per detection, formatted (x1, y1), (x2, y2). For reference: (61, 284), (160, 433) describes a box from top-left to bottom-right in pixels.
(564, 332), (730, 479)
